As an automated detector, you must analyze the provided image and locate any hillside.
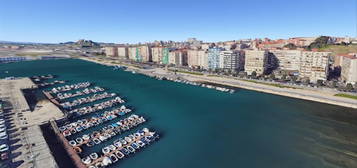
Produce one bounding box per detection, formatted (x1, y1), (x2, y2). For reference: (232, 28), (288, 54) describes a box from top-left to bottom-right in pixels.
(318, 45), (357, 55)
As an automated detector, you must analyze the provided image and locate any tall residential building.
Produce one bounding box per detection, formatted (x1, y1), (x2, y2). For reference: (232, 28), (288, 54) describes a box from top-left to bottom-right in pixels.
(219, 50), (244, 71)
(299, 51), (332, 82)
(105, 46), (118, 57)
(128, 46), (151, 62)
(270, 50), (302, 71)
(169, 50), (187, 66)
(244, 50), (269, 75)
(187, 49), (208, 69)
(152, 47), (170, 64)
(117, 46), (128, 59)
(341, 55), (357, 84)
(207, 47), (223, 69)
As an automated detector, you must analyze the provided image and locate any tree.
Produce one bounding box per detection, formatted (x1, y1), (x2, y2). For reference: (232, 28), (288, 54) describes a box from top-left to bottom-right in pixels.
(307, 36), (330, 50)
(316, 80), (324, 87)
(284, 43), (297, 49)
(269, 73), (276, 80)
(346, 83), (354, 92)
(354, 83), (357, 92)
(281, 74), (287, 81)
(251, 71), (257, 78)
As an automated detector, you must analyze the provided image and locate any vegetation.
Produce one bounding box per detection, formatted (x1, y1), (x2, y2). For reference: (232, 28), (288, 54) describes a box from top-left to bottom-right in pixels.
(241, 79), (297, 89)
(16, 52), (52, 57)
(334, 93), (357, 100)
(168, 69), (204, 76)
(284, 43), (297, 49)
(318, 45), (357, 55)
(307, 36), (330, 50)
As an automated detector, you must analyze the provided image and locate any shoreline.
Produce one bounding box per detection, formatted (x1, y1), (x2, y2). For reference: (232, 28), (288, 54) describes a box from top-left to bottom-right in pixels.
(79, 57), (357, 109)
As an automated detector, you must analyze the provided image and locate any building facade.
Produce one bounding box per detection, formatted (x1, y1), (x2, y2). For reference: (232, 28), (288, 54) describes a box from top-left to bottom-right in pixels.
(169, 50), (187, 66)
(105, 46), (118, 57)
(270, 50), (301, 71)
(244, 50), (269, 75)
(128, 46), (151, 62)
(219, 50), (244, 71)
(341, 55), (357, 84)
(117, 46), (128, 59)
(299, 51), (332, 82)
(152, 47), (170, 64)
(187, 49), (208, 69)
(207, 47), (223, 69)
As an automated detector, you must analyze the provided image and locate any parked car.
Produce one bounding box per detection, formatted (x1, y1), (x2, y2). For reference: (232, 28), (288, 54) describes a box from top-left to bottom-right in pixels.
(0, 144), (8, 152)
(0, 119), (4, 125)
(1, 152), (8, 160)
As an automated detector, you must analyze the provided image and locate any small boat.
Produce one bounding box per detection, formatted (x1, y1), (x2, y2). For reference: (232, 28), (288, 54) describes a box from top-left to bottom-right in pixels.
(63, 130), (71, 137)
(73, 146), (82, 153)
(131, 143), (140, 149)
(89, 152), (98, 160)
(93, 138), (101, 144)
(114, 141), (122, 148)
(69, 140), (77, 147)
(121, 148), (130, 155)
(82, 134), (90, 141)
(127, 146), (135, 153)
(124, 137), (132, 143)
(115, 151), (125, 159)
(86, 141), (95, 147)
(137, 141), (145, 147)
(102, 147), (110, 154)
(102, 156), (112, 166)
(119, 139), (127, 145)
(95, 162), (103, 168)
(81, 156), (91, 165)
(76, 137), (83, 144)
(109, 154), (119, 163)
(109, 145), (116, 151)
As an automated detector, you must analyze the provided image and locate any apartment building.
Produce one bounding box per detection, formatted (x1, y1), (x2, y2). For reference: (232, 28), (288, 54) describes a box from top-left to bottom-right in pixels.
(128, 46), (151, 62)
(270, 50), (301, 71)
(117, 46), (128, 59)
(169, 50), (187, 66)
(219, 50), (244, 71)
(187, 49), (208, 69)
(207, 47), (223, 69)
(341, 54), (357, 84)
(299, 51), (332, 82)
(152, 47), (170, 64)
(244, 50), (269, 75)
(105, 46), (118, 57)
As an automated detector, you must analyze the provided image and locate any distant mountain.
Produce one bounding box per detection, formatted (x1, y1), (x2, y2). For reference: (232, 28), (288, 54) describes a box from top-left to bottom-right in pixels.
(75, 39), (99, 48)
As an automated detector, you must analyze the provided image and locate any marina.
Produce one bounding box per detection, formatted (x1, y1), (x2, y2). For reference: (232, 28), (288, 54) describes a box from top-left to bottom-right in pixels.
(1, 59), (357, 168)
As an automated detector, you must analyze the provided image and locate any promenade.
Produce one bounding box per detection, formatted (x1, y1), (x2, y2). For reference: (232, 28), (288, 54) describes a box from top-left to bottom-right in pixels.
(80, 57), (357, 109)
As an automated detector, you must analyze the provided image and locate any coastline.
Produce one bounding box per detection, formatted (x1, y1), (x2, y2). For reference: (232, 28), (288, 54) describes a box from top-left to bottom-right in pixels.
(79, 57), (357, 109)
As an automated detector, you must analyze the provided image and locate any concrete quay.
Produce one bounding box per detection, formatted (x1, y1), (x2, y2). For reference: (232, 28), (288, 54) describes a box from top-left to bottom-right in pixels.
(0, 78), (64, 168)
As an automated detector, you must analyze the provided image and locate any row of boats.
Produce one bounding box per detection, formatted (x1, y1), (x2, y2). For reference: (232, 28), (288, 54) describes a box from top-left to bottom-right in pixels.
(68, 97), (125, 116)
(49, 82), (91, 94)
(60, 92), (117, 109)
(68, 114), (146, 149)
(46, 79), (159, 168)
(56, 87), (105, 100)
(59, 105), (132, 137)
(81, 128), (159, 168)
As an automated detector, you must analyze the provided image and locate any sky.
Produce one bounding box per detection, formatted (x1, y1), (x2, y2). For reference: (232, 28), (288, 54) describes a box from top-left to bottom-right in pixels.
(0, 0), (355, 43)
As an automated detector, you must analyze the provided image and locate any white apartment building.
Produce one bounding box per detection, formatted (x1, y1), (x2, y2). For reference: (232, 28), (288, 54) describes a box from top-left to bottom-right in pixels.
(341, 55), (357, 84)
(219, 50), (244, 71)
(244, 50), (268, 75)
(187, 49), (208, 69)
(169, 50), (187, 66)
(299, 51), (332, 82)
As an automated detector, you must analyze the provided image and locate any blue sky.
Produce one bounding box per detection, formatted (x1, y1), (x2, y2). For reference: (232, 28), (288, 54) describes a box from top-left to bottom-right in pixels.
(0, 0), (355, 43)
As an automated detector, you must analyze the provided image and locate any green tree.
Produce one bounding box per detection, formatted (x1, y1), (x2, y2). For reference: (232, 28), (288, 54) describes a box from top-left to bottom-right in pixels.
(270, 73), (275, 80)
(308, 36), (330, 50)
(251, 71), (257, 78)
(316, 80), (324, 87)
(284, 43), (297, 49)
(346, 83), (354, 91)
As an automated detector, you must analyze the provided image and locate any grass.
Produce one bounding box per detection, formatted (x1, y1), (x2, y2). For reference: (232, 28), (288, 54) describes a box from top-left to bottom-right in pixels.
(16, 52), (52, 57)
(334, 93), (357, 100)
(318, 45), (357, 55)
(168, 69), (203, 76)
(241, 79), (297, 89)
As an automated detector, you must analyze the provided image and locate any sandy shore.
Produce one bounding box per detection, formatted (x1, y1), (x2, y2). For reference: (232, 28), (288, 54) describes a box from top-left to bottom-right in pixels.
(80, 57), (357, 109)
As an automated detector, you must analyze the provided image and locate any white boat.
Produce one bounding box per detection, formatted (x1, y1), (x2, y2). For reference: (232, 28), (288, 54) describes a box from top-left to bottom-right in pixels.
(127, 146), (135, 153)
(109, 145), (116, 151)
(69, 140), (77, 147)
(109, 154), (119, 163)
(115, 151), (125, 159)
(89, 152), (98, 160)
(102, 156), (112, 166)
(82, 134), (90, 140)
(102, 147), (110, 154)
(75, 137), (83, 144)
(81, 156), (91, 165)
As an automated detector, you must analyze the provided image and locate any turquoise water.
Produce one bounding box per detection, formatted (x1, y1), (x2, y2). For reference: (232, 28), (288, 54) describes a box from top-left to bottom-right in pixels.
(2, 59), (357, 168)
